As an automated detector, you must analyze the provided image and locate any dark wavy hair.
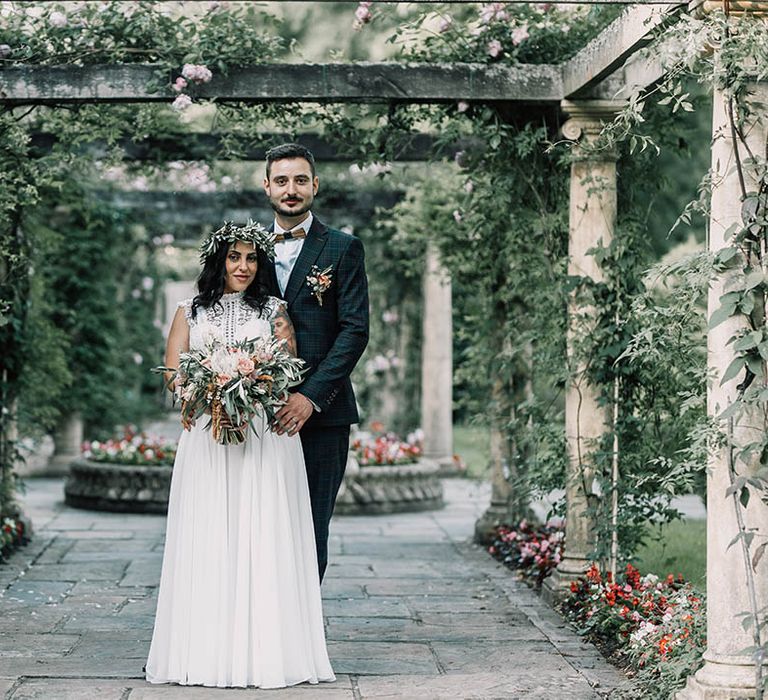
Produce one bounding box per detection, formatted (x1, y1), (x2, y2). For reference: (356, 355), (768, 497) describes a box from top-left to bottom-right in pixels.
(265, 142), (316, 179)
(191, 243), (271, 318)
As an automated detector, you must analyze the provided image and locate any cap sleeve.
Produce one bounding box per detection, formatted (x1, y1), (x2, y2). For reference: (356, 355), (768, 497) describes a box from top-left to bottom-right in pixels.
(177, 298), (193, 322)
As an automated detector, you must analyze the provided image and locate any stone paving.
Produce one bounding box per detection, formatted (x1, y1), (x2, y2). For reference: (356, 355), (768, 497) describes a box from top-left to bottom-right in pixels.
(0, 478), (626, 699)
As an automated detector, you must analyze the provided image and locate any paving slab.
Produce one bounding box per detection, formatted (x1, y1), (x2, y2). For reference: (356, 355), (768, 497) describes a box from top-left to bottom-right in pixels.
(356, 673), (599, 699)
(321, 597), (411, 618)
(1, 477), (626, 698)
(327, 641), (439, 675)
(129, 682), (354, 699)
(9, 678), (131, 700)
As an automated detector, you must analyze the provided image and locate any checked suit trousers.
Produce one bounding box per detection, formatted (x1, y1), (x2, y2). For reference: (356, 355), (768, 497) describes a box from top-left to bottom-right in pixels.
(299, 424), (350, 582)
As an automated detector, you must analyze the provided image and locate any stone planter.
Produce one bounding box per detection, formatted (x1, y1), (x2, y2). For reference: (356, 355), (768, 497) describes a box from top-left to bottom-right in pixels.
(65, 455), (445, 517)
(335, 458), (444, 515)
(64, 459), (171, 514)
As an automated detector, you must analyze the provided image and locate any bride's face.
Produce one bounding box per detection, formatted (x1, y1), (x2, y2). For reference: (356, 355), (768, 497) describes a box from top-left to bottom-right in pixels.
(223, 241), (258, 294)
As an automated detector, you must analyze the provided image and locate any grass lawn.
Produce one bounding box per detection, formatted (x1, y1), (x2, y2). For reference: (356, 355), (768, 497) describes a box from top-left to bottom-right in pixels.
(634, 519), (706, 590)
(453, 423), (490, 479)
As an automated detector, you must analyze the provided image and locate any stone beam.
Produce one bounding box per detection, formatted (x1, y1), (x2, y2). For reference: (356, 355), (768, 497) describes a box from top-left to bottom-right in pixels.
(561, 3), (684, 99)
(29, 132), (472, 162)
(587, 38), (667, 101)
(0, 63), (563, 105)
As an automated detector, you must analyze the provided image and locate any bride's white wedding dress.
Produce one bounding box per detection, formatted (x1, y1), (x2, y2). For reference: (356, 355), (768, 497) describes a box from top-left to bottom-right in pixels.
(145, 292), (335, 689)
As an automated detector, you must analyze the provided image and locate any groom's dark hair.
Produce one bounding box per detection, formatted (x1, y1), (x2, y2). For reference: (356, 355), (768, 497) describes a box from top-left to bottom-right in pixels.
(265, 143), (316, 178)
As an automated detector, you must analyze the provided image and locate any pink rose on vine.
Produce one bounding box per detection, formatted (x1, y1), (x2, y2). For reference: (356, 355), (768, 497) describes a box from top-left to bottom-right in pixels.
(487, 40), (503, 59)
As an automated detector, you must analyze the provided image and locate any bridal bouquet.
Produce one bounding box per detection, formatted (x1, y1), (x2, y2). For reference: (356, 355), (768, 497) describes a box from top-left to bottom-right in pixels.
(156, 336), (306, 445)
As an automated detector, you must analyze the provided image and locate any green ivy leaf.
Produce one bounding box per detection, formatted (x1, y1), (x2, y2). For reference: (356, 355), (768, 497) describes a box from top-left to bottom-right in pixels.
(721, 356), (746, 385)
(716, 246), (739, 265)
(734, 331), (762, 351)
(709, 300), (739, 329)
(718, 401), (743, 421)
(739, 294), (756, 315)
(745, 270), (767, 290)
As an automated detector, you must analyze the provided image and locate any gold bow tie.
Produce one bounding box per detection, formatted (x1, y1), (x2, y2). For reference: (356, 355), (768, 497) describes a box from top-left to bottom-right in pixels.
(275, 227), (306, 242)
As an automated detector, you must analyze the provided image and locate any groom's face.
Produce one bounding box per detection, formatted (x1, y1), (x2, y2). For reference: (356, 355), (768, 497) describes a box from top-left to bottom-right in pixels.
(263, 157), (318, 220)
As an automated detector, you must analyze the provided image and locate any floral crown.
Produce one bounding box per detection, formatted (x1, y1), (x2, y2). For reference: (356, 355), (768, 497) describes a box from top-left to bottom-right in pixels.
(199, 220), (276, 263)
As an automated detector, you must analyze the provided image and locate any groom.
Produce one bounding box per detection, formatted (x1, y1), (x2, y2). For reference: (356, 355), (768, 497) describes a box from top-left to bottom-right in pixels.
(262, 143), (369, 582)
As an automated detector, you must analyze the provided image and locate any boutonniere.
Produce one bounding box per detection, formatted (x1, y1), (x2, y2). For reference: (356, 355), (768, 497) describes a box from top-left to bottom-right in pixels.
(306, 264), (333, 306)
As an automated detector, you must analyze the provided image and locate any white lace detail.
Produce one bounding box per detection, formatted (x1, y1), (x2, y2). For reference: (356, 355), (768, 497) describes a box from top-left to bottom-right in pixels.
(264, 296), (283, 321)
(182, 293), (276, 350)
(177, 298), (193, 322)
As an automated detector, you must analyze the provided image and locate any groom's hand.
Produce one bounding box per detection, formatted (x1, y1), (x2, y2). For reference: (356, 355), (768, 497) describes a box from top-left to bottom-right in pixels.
(273, 393), (313, 436)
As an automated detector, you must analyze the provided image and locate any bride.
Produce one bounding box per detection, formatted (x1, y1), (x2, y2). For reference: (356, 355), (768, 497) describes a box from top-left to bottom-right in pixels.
(145, 224), (335, 689)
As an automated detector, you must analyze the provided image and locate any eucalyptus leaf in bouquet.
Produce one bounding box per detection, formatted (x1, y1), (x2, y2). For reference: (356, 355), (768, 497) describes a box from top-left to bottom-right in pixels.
(155, 335), (306, 445)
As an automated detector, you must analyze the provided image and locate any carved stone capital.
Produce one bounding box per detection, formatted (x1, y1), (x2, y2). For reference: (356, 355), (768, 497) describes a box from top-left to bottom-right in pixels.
(560, 99), (625, 141)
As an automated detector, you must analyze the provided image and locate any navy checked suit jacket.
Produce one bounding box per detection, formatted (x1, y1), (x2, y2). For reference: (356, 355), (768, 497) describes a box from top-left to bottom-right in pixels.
(265, 216), (369, 428)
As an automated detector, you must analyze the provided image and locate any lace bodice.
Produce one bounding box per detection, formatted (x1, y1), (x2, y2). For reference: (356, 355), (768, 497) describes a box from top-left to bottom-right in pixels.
(179, 293), (282, 350)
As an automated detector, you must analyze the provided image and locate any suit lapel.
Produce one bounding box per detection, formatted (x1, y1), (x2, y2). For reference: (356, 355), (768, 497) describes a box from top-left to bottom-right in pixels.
(283, 217), (329, 306)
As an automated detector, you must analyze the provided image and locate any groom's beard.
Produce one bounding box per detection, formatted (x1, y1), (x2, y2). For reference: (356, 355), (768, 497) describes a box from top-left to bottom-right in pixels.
(271, 198), (312, 219)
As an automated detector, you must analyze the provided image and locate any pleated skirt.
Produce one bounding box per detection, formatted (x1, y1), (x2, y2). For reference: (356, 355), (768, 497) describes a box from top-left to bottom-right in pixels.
(145, 416), (335, 688)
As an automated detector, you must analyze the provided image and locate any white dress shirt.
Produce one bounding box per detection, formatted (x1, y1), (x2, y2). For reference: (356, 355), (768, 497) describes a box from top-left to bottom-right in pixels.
(274, 212), (313, 295)
(273, 212), (320, 413)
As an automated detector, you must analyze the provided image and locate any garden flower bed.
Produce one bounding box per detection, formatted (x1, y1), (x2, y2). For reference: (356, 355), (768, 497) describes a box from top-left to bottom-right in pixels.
(0, 515), (29, 563)
(488, 519), (565, 588)
(563, 563), (705, 699)
(82, 426), (176, 466)
(351, 430), (423, 466)
(488, 522), (706, 698)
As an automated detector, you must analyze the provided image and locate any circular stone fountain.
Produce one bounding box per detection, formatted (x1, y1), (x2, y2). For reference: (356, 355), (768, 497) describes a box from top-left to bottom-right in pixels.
(65, 452), (445, 516)
(64, 459), (172, 514)
(334, 457), (444, 515)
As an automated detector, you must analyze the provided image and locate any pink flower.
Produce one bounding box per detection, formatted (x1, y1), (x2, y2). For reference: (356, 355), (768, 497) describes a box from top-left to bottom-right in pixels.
(487, 39), (503, 58)
(353, 1), (372, 28)
(216, 373), (231, 385)
(181, 63), (213, 84)
(479, 3), (508, 25)
(255, 349), (274, 364)
(49, 10), (68, 28)
(438, 15), (453, 33)
(511, 25), (530, 46)
(237, 357), (255, 376)
(464, 180), (474, 193)
(457, 100), (469, 113)
(172, 77), (188, 93)
(453, 209), (463, 224)
(171, 94), (193, 111)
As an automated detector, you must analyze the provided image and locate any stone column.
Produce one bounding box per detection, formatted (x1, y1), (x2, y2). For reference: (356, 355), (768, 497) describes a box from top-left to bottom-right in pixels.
(420, 241), (453, 468)
(544, 100), (622, 599)
(678, 82), (768, 700)
(474, 368), (513, 544)
(49, 412), (84, 474)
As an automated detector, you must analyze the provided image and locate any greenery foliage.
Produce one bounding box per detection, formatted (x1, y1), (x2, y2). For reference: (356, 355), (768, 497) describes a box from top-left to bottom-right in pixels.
(0, 15), (765, 692)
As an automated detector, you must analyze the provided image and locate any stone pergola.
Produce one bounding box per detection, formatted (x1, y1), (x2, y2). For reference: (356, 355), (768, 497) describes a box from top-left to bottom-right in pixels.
(3, 2), (767, 696)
